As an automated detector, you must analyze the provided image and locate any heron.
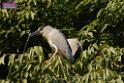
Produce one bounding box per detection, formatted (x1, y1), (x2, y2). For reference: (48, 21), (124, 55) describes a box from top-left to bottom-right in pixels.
(30, 25), (75, 63)
(67, 38), (82, 60)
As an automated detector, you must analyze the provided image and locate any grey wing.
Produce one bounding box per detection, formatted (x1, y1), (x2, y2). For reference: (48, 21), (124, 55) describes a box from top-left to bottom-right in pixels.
(50, 30), (75, 63)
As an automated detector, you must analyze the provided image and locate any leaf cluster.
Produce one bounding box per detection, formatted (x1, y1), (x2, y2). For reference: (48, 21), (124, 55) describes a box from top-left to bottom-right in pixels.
(0, 0), (124, 82)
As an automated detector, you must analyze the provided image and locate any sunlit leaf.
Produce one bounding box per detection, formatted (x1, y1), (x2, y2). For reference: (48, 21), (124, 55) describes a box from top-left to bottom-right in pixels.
(22, 79), (27, 83)
(24, 72), (28, 78)
(33, 0), (37, 5)
(0, 54), (6, 65)
(30, 11), (35, 20)
(92, 43), (98, 50)
(8, 54), (16, 65)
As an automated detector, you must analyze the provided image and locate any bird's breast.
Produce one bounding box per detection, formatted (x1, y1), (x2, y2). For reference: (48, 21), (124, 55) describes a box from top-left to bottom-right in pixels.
(48, 40), (55, 49)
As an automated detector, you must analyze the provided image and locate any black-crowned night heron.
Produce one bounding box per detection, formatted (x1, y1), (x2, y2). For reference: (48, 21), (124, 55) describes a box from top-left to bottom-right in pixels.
(67, 38), (82, 60)
(30, 25), (75, 63)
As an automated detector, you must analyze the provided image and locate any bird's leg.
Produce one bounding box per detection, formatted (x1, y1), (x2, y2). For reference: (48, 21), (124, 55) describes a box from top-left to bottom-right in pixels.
(43, 44), (58, 69)
(52, 44), (58, 57)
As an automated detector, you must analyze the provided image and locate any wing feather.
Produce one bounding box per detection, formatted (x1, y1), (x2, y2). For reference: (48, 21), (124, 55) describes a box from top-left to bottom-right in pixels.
(49, 29), (75, 63)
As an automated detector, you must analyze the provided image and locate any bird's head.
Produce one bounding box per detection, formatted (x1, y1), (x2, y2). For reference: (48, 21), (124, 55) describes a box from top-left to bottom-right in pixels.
(30, 25), (54, 37)
(30, 26), (44, 37)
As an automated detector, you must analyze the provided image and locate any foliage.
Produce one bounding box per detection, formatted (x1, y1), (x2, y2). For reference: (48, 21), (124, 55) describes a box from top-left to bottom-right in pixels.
(0, 0), (124, 82)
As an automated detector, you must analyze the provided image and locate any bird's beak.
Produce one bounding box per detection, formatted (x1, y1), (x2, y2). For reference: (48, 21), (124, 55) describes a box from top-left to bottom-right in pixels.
(30, 30), (40, 37)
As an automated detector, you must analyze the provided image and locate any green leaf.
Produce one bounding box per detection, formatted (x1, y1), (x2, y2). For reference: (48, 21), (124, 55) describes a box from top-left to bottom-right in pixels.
(82, 50), (87, 58)
(87, 32), (93, 37)
(0, 54), (6, 65)
(100, 24), (109, 34)
(30, 11), (35, 20)
(8, 54), (16, 65)
(109, 47), (116, 55)
(27, 0), (32, 5)
(24, 72), (29, 78)
(27, 64), (32, 71)
(22, 79), (27, 83)
(33, 0), (37, 5)
(92, 43), (98, 50)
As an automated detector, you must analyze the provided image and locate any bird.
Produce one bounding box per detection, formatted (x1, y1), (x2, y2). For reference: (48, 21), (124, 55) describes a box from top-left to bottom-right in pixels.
(67, 38), (82, 60)
(30, 25), (75, 63)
